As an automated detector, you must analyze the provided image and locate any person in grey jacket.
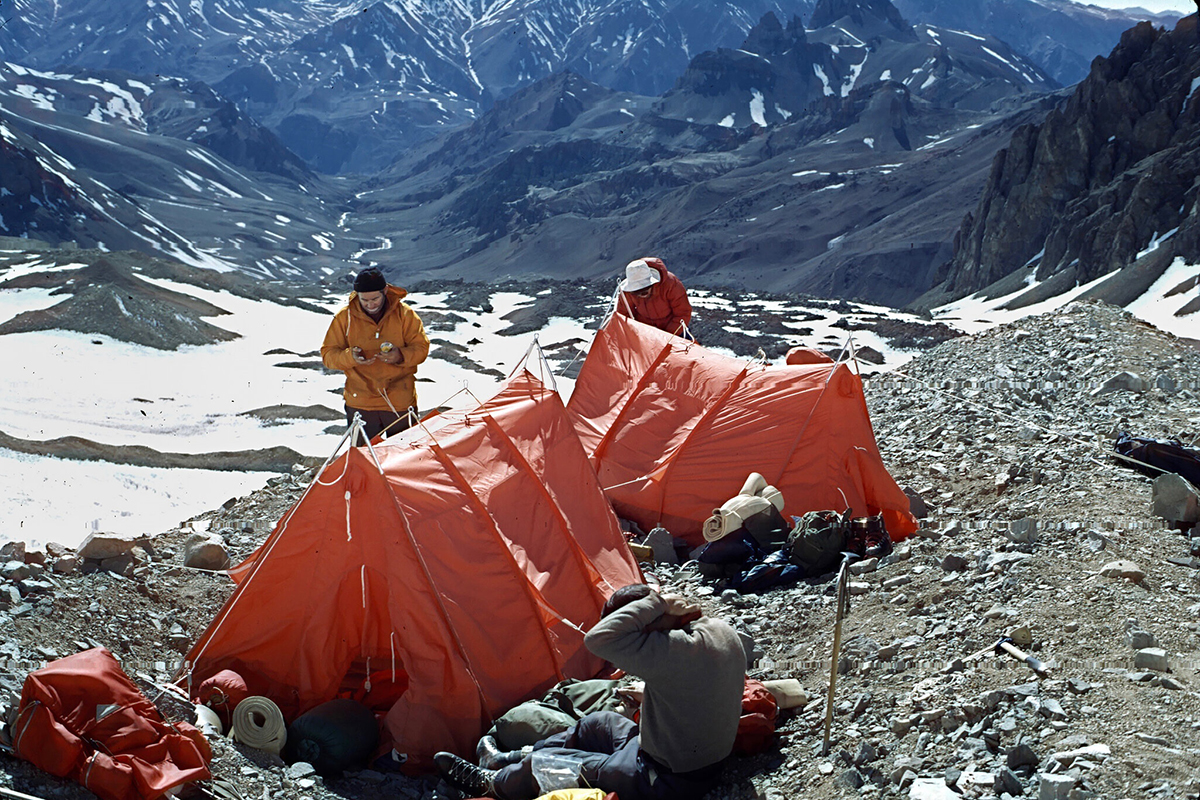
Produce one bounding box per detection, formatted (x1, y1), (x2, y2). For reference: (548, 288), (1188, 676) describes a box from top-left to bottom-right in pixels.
(434, 584), (746, 800)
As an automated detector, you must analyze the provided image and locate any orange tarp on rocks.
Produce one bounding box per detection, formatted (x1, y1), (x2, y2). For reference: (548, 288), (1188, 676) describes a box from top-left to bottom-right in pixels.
(182, 371), (641, 770)
(567, 314), (916, 546)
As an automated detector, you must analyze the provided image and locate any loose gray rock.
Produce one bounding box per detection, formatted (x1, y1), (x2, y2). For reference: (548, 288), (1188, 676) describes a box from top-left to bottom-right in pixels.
(1, 561), (30, 582)
(834, 768), (864, 789)
(1092, 371), (1146, 395)
(1134, 647), (1170, 672)
(52, 556), (79, 575)
(904, 487), (929, 518)
(995, 767), (1024, 796)
(0, 585), (22, 608)
(77, 532), (142, 561)
(184, 532), (231, 571)
(0, 542), (26, 562)
(1038, 772), (1076, 800)
(1008, 742), (1040, 770)
(1127, 629), (1158, 650)
(1151, 473), (1199, 524)
(909, 777), (962, 799)
(940, 554), (970, 572)
(1007, 518), (1038, 544)
(1099, 560), (1145, 582)
(642, 527), (679, 565)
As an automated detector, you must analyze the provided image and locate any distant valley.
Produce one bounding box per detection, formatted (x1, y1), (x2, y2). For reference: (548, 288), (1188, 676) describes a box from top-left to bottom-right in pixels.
(0, 0), (1193, 315)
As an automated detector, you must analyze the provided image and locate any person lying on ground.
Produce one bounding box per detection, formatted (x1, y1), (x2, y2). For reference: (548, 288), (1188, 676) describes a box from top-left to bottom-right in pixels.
(434, 583), (745, 800)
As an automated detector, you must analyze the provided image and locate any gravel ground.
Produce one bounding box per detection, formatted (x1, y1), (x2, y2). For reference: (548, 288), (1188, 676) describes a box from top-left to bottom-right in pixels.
(2, 299), (1200, 800)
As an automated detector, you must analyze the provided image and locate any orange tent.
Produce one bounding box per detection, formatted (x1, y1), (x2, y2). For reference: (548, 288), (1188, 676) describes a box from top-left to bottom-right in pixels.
(182, 371), (641, 769)
(567, 314), (916, 546)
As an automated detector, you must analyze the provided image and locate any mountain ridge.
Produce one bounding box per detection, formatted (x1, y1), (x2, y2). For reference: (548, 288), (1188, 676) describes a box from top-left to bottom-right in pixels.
(927, 15), (1200, 316)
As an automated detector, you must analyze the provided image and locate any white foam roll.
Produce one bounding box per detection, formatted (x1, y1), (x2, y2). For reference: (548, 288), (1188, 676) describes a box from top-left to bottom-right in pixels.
(230, 696), (287, 756)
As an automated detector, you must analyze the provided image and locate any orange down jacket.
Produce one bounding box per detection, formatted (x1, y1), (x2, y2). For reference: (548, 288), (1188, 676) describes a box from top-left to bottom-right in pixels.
(13, 648), (211, 800)
(321, 285), (431, 413)
(615, 257), (692, 336)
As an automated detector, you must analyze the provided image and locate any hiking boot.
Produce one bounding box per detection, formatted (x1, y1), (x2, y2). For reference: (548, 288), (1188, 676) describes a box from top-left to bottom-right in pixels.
(847, 516), (892, 560)
(862, 523), (892, 560)
(476, 735), (523, 770)
(435, 752), (497, 797)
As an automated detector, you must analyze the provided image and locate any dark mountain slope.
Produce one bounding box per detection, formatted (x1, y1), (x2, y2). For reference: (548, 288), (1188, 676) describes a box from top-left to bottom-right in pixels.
(344, 2), (1060, 305)
(929, 16), (1200, 314)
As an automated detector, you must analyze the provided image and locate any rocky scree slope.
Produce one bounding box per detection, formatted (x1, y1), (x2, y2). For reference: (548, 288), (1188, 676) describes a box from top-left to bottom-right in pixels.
(2, 301), (1200, 800)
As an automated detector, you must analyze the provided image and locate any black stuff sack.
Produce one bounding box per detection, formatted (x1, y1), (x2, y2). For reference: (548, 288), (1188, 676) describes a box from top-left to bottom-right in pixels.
(285, 699), (379, 776)
(1115, 432), (1200, 487)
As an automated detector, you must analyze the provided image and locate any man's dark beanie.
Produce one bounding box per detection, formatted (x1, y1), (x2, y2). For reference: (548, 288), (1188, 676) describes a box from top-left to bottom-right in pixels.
(354, 268), (387, 293)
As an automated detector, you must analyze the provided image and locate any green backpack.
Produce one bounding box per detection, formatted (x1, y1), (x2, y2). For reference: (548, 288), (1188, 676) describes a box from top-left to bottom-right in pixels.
(785, 509), (852, 576)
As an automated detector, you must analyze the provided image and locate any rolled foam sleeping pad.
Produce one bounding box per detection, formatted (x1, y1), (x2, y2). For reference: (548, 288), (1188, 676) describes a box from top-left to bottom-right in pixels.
(284, 699), (380, 776)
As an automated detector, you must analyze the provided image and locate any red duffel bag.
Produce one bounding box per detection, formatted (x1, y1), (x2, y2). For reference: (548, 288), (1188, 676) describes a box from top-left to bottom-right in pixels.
(732, 678), (779, 756)
(12, 647), (211, 800)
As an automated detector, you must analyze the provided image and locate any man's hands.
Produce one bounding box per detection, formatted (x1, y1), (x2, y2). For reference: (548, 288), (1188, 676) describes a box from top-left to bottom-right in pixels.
(352, 346), (402, 365)
(644, 593), (703, 632)
(662, 594), (703, 624)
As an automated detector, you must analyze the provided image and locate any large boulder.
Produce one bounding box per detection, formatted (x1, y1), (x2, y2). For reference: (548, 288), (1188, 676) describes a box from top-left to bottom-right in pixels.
(1152, 473), (1199, 524)
(77, 532), (144, 561)
(184, 532), (230, 571)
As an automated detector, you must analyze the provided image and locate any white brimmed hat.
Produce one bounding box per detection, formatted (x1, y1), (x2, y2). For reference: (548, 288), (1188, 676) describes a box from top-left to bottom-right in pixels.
(620, 259), (662, 293)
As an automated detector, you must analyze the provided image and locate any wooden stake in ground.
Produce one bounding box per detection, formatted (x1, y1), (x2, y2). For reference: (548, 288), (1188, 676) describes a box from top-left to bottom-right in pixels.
(822, 553), (856, 756)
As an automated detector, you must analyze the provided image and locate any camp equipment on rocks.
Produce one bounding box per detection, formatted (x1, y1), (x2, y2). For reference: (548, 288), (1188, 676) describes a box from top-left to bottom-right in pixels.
(181, 370), (642, 771)
(13, 648), (210, 800)
(786, 510), (852, 576)
(568, 313), (917, 547)
(703, 472), (787, 544)
(193, 704), (223, 737)
(761, 679), (807, 710)
(230, 696), (287, 755)
(194, 669), (249, 729)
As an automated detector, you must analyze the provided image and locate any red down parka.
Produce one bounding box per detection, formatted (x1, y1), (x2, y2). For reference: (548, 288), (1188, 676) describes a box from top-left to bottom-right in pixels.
(616, 257), (692, 337)
(13, 648), (211, 800)
(321, 285), (431, 413)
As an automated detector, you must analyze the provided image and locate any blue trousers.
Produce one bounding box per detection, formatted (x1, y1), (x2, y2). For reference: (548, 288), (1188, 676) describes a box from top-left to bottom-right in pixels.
(491, 711), (720, 800)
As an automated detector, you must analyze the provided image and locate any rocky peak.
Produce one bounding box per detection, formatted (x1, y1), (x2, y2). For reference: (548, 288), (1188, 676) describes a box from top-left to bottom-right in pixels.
(482, 71), (615, 134)
(809, 0), (917, 40)
(933, 15), (1200, 304)
(741, 13), (807, 57)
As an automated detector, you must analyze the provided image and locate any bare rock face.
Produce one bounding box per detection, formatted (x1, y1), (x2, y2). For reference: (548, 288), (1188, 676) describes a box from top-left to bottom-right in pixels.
(1151, 472), (1199, 525)
(938, 17), (1200, 299)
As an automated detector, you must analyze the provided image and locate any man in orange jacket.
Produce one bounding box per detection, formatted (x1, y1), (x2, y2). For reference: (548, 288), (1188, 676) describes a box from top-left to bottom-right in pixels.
(321, 268), (430, 440)
(615, 257), (694, 340)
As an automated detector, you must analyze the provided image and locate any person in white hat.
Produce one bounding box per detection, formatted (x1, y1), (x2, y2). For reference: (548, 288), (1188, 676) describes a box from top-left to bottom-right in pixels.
(616, 257), (693, 339)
